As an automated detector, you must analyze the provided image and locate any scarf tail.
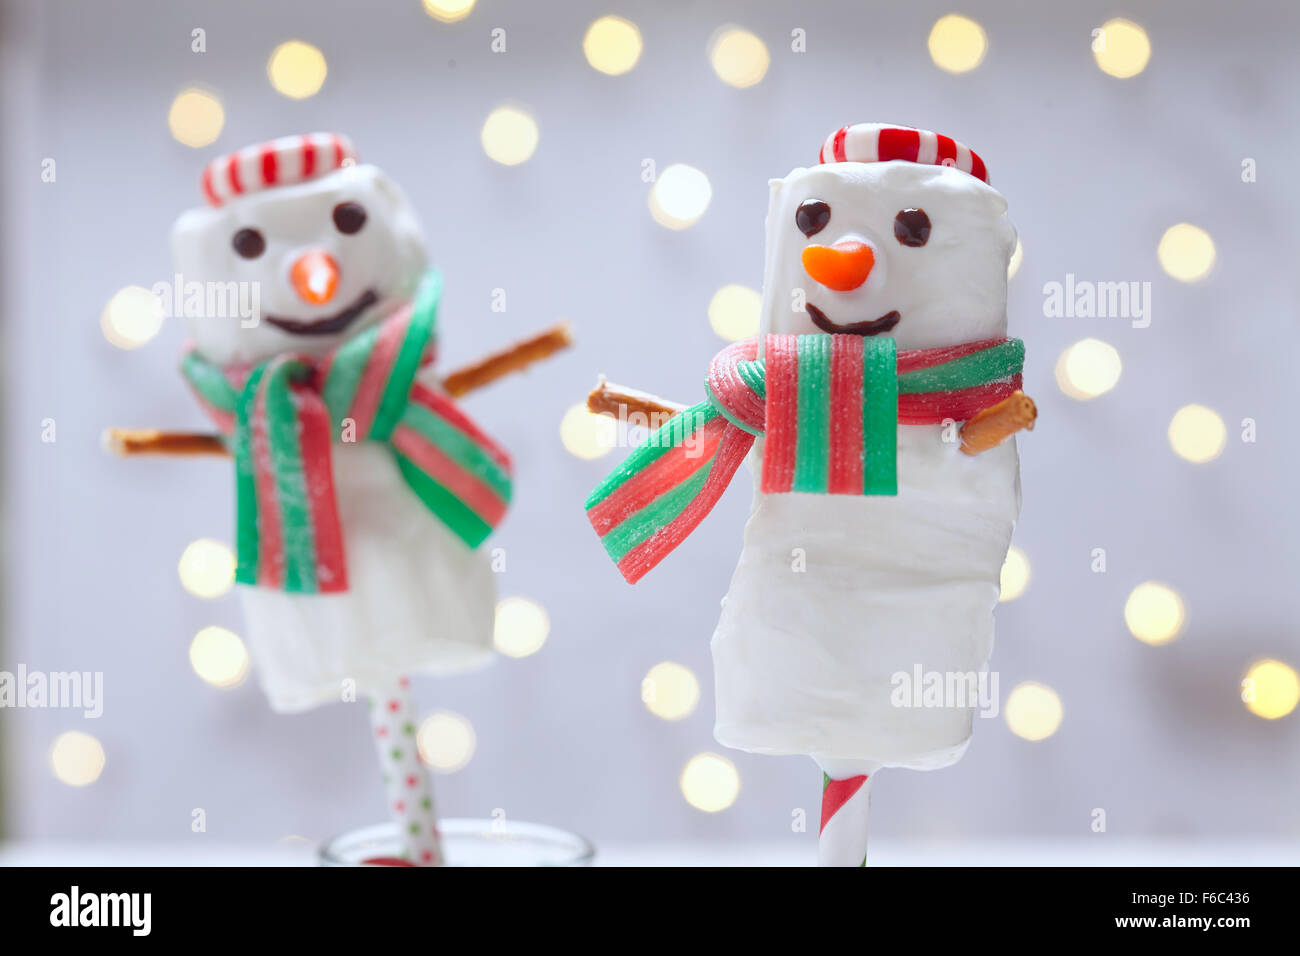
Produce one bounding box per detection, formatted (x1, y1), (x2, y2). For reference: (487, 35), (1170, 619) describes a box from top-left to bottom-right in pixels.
(585, 406), (753, 584)
(233, 358), (347, 594)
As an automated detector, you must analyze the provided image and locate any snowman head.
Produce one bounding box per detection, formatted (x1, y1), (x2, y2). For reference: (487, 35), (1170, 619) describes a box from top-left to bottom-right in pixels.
(172, 134), (427, 367)
(761, 124), (1016, 350)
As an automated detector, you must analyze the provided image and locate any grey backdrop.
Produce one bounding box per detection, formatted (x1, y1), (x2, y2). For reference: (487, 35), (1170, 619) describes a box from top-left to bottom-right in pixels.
(3, 0), (1298, 854)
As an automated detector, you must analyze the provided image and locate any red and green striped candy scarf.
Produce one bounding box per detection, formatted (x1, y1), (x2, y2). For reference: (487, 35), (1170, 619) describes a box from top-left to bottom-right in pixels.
(182, 271), (512, 594)
(586, 334), (1024, 584)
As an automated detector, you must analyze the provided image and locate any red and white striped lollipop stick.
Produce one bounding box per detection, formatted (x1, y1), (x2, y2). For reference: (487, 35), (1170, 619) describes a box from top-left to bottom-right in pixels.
(816, 759), (879, 867)
(367, 676), (443, 866)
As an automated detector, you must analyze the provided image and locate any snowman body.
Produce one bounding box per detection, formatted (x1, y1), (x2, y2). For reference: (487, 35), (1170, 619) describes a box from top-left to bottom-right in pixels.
(235, 435), (495, 713)
(172, 156), (494, 713)
(711, 160), (1019, 768)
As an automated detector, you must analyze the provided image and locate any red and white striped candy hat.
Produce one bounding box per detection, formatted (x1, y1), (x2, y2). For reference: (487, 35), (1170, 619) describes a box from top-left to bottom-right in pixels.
(818, 123), (989, 183)
(201, 132), (358, 207)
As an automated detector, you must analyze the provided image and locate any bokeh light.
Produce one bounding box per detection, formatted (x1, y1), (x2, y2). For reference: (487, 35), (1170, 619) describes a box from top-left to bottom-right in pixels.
(189, 626), (251, 688)
(267, 41), (327, 99)
(708, 26), (770, 88)
(560, 403), (616, 460)
(1125, 582), (1185, 646)
(178, 538), (235, 599)
(168, 88), (224, 148)
(1055, 338), (1122, 400)
(999, 546), (1031, 602)
(1093, 19), (1151, 79)
(680, 752), (740, 812)
(480, 106), (539, 166)
(1168, 404), (1227, 463)
(422, 0), (475, 23)
(1241, 659), (1300, 720)
(642, 661), (701, 721)
(1158, 223), (1215, 281)
(649, 163), (712, 229)
(928, 14), (987, 74)
(583, 15), (642, 75)
(50, 731), (106, 787)
(417, 710), (476, 772)
(708, 284), (762, 341)
(1007, 238), (1023, 279)
(1004, 682), (1063, 741)
(493, 596), (550, 658)
(101, 285), (165, 350)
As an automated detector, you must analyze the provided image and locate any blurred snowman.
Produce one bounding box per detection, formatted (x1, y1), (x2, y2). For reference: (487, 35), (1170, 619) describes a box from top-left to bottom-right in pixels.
(174, 133), (509, 714)
(111, 133), (569, 864)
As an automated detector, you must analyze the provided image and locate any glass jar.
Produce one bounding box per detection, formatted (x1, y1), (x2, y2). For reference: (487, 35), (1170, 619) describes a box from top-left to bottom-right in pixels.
(318, 818), (595, 867)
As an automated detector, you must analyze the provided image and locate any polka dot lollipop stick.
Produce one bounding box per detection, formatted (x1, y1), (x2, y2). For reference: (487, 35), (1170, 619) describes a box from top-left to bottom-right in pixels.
(368, 676), (443, 867)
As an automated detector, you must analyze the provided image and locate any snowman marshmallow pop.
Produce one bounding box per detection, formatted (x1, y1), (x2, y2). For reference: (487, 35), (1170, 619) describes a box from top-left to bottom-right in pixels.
(106, 133), (571, 865)
(585, 124), (1036, 866)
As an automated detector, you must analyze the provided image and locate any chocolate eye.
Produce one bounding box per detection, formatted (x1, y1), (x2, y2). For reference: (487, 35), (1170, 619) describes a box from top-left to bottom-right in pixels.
(332, 201), (367, 235)
(232, 228), (265, 259)
(796, 199), (831, 238)
(893, 208), (931, 247)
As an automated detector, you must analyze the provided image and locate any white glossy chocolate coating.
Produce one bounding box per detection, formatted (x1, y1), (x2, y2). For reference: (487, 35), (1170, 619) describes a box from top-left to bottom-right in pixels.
(711, 161), (1020, 767)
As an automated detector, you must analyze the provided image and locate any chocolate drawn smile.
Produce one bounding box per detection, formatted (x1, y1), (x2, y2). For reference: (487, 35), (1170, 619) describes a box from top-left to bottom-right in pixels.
(806, 304), (901, 337)
(265, 289), (380, 336)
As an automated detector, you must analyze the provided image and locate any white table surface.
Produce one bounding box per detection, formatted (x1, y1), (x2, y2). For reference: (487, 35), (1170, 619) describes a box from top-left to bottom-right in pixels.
(2, 839), (1296, 867)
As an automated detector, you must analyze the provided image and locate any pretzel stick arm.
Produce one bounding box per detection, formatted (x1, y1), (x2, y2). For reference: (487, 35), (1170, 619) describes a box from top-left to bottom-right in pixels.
(104, 323), (574, 458)
(959, 390), (1037, 455)
(442, 321), (573, 397)
(586, 377), (685, 419)
(102, 428), (229, 457)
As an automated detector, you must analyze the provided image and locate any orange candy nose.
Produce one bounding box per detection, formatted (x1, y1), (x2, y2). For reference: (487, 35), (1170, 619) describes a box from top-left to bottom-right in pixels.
(290, 250), (340, 305)
(801, 241), (875, 292)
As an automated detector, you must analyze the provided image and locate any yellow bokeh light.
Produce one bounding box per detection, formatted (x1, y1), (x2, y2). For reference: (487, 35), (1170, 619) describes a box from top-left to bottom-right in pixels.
(1093, 19), (1151, 79)
(189, 626), (251, 688)
(417, 711), (476, 772)
(50, 731), (106, 787)
(168, 88), (224, 148)
(1168, 404), (1226, 463)
(178, 538), (235, 599)
(267, 41), (328, 99)
(649, 163), (712, 230)
(708, 284), (762, 341)
(1004, 682), (1063, 741)
(1124, 582), (1185, 646)
(583, 15), (642, 75)
(101, 285), (165, 350)
(560, 402), (616, 460)
(708, 26), (770, 88)
(1158, 223), (1215, 282)
(1007, 238), (1023, 279)
(494, 596), (550, 658)
(999, 546), (1031, 602)
(642, 661), (701, 721)
(480, 106), (539, 166)
(1241, 659), (1300, 720)
(422, 0), (475, 23)
(680, 752), (740, 812)
(1055, 338), (1121, 400)
(928, 14), (987, 74)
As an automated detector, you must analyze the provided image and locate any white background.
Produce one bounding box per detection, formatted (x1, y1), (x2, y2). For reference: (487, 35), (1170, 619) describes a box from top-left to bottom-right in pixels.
(1, 0), (1297, 861)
